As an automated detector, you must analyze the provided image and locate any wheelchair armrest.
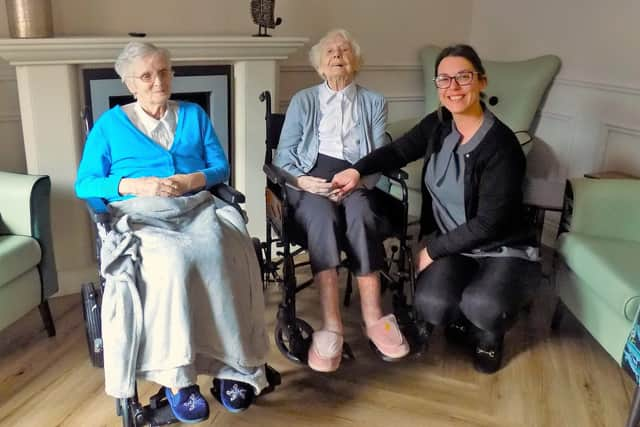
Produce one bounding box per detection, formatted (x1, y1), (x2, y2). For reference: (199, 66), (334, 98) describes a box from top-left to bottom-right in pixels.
(263, 163), (298, 187)
(210, 183), (245, 205)
(85, 197), (111, 225)
(383, 168), (409, 183)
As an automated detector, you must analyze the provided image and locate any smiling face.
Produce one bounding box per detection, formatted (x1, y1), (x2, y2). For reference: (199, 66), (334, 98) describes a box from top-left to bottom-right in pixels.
(317, 35), (358, 85)
(436, 56), (486, 117)
(124, 52), (173, 114)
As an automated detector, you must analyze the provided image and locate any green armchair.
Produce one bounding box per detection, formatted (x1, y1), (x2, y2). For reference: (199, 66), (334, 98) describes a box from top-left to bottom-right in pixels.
(387, 46), (561, 216)
(0, 171), (58, 336)
(552, 177), (640, 426)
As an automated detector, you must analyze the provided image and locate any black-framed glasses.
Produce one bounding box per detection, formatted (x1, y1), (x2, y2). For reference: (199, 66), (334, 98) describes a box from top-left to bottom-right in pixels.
(129, 69), (174, 84)
(433, 71), (481, 89)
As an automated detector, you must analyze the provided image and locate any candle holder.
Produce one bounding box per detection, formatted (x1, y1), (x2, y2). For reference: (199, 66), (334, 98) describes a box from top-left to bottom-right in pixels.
(5, 0), (53, 38)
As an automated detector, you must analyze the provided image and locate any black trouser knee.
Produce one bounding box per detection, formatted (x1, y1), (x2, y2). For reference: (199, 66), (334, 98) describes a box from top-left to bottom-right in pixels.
(414, 255), (475, 326)
(415, 255), (538, 334)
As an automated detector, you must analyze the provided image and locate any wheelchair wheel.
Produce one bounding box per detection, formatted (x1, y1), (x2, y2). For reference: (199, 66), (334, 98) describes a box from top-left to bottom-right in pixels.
(80, 282), (104, 368)
(116, 398), (135, 427)
(274, 318), (314, 364)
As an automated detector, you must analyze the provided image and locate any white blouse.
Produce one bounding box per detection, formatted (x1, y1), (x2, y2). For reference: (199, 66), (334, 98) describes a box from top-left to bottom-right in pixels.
(121, 100), (179, 150)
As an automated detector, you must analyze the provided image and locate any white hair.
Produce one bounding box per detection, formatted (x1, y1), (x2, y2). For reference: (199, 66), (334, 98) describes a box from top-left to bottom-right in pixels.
(114, 41), (171, 80)
(308, 29), (363, 78)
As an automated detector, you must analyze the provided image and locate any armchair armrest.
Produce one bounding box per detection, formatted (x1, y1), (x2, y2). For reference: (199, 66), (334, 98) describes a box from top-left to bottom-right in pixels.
(565, 177), (640, 242)
(0, 171), (58, 298)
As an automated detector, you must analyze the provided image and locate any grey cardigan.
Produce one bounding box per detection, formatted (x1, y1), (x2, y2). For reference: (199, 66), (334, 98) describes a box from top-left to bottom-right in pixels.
(273, 83), (388, 187)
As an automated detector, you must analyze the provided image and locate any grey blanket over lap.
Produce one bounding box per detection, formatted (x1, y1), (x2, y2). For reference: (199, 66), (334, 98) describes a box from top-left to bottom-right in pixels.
(99, 191), (268, 398)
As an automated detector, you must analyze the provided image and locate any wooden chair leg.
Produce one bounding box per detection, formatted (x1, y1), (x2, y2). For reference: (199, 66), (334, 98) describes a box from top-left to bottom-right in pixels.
(38, 300), (56, 337)
(626, 386), (640, 427)
(550, 299), (564, 330)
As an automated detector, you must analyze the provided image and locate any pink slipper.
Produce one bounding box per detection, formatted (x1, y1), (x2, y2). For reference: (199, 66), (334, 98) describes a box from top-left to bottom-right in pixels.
(365, 314), (410, 361)
(308, 330), (343, 372)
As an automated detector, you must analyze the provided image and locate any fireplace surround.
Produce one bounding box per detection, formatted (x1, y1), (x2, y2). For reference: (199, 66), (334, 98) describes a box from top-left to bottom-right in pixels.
(0, 35), (307, 295)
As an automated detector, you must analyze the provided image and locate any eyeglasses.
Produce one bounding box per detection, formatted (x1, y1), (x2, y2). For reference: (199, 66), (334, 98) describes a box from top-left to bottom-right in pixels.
(433, 71), (481, 89)
(129, 69), (174, 84)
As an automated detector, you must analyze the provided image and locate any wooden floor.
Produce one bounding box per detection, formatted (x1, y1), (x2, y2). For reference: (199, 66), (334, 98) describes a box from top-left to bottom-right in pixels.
(0, 270), (634, 427)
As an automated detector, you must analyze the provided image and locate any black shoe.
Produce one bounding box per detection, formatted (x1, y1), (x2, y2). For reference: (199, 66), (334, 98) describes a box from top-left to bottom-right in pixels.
(444, 317), (472, 348)
(473, 333), (504, 374)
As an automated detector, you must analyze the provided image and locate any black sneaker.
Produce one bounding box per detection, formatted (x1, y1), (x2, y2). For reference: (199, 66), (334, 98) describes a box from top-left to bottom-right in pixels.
(473, 332), (504, 374)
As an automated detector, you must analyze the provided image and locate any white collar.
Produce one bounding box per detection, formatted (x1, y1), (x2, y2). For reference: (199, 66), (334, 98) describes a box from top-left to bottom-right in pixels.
(319, 81), (357, 104)
(134, 101), (176, 133)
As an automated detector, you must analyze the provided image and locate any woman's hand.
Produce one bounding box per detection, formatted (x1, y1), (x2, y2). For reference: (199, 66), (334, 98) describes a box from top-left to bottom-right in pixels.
(118, 172), (205, 197)
(166, 172), (206, 196)
(119, 177), (180, 197)
(331, 168), (361, 198)
(296, 175), (334, 196)
(415, 246), (434, 274)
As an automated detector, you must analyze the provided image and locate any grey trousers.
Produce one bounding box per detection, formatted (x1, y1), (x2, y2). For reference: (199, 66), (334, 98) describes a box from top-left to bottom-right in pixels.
(286, 154), (386, 275)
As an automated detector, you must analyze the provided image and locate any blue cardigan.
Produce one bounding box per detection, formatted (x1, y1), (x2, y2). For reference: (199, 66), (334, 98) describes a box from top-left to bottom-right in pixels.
(75, 102), (229, 202)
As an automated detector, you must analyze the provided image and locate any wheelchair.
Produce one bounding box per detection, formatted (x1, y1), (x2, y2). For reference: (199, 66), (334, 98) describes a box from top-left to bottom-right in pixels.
(80, 184), (281, 427)
(255, 91), (429, 366)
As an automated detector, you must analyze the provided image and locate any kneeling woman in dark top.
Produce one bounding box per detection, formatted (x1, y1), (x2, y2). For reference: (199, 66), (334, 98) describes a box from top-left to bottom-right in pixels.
(332, 44), (540, 373)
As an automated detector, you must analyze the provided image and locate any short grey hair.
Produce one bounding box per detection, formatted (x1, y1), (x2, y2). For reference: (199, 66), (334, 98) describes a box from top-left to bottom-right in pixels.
(114, 41), (172, 80)
(308, 29), (363, 78)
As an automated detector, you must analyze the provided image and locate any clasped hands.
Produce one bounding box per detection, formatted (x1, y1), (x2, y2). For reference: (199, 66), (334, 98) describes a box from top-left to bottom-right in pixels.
(325, 168), (434, 272)
(119, 173), (205, 197)
(297, 168), (362, 202)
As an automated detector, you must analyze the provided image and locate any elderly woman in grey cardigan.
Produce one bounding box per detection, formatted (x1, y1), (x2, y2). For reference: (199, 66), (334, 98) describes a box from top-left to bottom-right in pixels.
(273, 29), (409, 372)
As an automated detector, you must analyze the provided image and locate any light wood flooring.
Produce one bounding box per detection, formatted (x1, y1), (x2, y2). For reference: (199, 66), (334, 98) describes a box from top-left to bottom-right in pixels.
(0, 269), (635, 427)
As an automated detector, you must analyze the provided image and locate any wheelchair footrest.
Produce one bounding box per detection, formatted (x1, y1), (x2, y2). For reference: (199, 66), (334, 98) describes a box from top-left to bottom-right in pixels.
(145, 387), (179, 426)
(260, 363), (282, 396)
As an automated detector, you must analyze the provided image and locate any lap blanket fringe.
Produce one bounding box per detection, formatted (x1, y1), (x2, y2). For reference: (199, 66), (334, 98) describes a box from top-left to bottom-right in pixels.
(100, 191), (268, 398)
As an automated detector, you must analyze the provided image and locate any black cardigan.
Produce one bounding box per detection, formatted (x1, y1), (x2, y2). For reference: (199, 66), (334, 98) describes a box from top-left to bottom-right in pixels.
(353, 108), (533, 259)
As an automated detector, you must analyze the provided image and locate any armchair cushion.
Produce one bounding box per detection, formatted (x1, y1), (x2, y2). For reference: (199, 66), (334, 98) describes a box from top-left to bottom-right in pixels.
(0, 235), (41, 286)
(420, 45), (561, 136)
(557, 233), (640, 321)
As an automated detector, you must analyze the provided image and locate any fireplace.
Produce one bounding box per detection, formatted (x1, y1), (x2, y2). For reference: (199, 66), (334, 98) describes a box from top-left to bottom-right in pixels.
(83, 65), (232, 180)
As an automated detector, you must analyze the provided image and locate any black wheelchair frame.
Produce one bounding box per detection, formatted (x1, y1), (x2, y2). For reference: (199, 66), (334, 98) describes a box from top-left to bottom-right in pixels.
(255, 91), (429, 366)
(80, 184), (280, 427)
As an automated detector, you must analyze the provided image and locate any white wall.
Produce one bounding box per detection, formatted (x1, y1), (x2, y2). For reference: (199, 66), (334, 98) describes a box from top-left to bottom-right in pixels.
(469, 0), (640, 179)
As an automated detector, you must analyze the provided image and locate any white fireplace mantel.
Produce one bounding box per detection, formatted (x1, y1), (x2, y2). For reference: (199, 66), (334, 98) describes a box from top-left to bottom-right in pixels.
(0, 36), (307, 295)
(0, 36), (308, 65)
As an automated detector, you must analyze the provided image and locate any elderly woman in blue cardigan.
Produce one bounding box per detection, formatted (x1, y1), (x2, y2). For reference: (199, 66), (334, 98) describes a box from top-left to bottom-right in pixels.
(76, 42), (268, 420)
(273, 29), (409, 372)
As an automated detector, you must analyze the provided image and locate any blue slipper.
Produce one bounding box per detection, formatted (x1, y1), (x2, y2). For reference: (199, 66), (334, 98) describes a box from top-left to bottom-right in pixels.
(215, 379), (255, 413)
(164, 385), (210, 424)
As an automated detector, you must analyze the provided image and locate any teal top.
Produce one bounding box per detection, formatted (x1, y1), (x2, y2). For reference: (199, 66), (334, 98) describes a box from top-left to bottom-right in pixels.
(75, 102), (229, 202)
